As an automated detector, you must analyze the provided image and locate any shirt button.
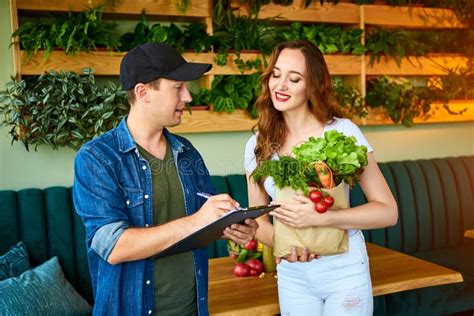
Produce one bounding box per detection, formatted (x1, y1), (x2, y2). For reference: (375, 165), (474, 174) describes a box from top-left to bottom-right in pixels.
(146, 280), (151, 285)
(126, 200), (130, 205)
(148, 310), (152, 314)
(142, 165), (147, 170)
(144, 194), (149, 199)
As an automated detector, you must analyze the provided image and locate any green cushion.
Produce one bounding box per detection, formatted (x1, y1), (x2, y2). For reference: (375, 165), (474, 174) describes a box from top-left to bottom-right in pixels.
(388, 161), (418, 254)
(1, 156), (473, 314)
(404, 160), (433, 252)
(0, 241), (31, 281)
(208, 177), (228, 259)
(373, 296), (388, 315)
(392, 244), (474, 315)
(433, 159), (463, 248)
(44, 187), (78, 288)
(70, 188), (92, 304)
(413, 244), (474, 282)
(215, 239), (229, 258)
(210, 175), (244, 258)
(418, 160), (449, 250)
(446, 157), (474, 241)
(225, 174), (249, 208)
(379, 163), (403, 251)
(17, 189), (48, 265)
(0, 257), (91, 315)
(461, 156), (474, 190)
(211, 176), (228, 194)
(0, 191), (19, 255)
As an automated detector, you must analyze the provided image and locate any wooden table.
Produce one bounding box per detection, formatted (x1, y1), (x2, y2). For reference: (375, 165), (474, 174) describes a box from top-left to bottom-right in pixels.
(208, 243), (463, 315)
(465, 229), (474, 238)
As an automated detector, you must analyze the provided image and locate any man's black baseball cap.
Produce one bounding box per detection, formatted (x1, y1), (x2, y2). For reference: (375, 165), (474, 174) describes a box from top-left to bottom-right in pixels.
(120, 42), (212, 90)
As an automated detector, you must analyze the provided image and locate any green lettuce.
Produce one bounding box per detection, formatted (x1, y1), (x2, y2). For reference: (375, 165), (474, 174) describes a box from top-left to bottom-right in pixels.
(293, 130), (368, 187)
(251, 130), (368, 192)
(251, 156), (310, 193)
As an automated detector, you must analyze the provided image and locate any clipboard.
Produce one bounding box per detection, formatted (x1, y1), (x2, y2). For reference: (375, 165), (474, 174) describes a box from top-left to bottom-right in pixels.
(154, 204), (280, 259)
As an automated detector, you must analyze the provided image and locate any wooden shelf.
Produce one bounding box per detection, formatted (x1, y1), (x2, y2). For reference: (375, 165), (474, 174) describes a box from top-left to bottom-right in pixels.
(16, 0), (211, 18)
(21, 50), (125, 76)
(21, 51), (468, 77)
(168, 101), (474, 134)
(13, 1), (472, 133)
(20, 51), (363, 76)
(168, 109), (256, 134)
(365, 55), (469, 76)
(234, 0), (360, 24)
(353, 100), (474, 126)
(363, 5), (463, 28)
(235, 1), (463, 28)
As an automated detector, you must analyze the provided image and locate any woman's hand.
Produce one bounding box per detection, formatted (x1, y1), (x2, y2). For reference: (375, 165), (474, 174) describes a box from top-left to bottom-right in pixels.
(270, 194), (330, 228)
(276, 247), (320, 263)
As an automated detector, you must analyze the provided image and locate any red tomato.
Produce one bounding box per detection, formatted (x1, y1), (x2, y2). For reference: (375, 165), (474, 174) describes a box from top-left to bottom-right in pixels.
(315, 201), (328, 213)
(323, 196), (335, 208)
(244, 239), (258, 251)
(250, 269), (259, 276)
(308, 190), (323, 203)
(233, 263), (251, 277)
(246, 259), (264, 275)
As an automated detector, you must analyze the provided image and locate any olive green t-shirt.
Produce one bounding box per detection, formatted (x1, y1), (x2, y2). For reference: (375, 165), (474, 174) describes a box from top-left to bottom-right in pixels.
(137, 142), (197, 316)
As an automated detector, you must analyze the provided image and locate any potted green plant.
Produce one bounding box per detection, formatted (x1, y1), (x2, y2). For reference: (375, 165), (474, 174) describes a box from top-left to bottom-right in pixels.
(12, 5), (120, 61)
(0, 69), (127, 150)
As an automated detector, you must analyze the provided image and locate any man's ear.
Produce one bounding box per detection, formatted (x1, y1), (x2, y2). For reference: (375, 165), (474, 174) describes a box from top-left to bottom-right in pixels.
(134, 83), (149, 102)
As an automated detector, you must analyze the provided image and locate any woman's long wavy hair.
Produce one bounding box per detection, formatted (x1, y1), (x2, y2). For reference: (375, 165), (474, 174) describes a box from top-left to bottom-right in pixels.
(253, 40), (343, 168)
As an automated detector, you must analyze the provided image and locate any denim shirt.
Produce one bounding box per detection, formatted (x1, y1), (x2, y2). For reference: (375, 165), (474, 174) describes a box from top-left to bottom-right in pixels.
(73, 117), (215, 316)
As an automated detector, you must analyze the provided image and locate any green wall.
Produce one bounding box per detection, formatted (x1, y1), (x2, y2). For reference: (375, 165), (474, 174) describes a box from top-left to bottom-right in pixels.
(1, 1), (473, 190)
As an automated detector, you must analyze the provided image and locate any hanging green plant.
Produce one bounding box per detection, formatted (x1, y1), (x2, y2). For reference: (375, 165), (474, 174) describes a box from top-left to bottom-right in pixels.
(332, 77), (368, 119)
(430, 67), (474, 101)
(0, 69), (128, 151)
(279, 22), (366, 55)
(365, 76), (435, 126)
(12, 5), (120, 60)
(234, 57), (263, 73)
(403, 29), (474, 56)
(190, 74), (261, 117)
(425, 67), (472, 115)
(365, 28), (426, 66)
(120, 12), (213, 53)
(212, 4), (278, 61)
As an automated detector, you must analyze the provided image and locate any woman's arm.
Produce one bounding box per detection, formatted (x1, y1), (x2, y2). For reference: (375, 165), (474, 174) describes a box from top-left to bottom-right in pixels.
(246, 172), (274, 246)
(325, 152), (398, 229)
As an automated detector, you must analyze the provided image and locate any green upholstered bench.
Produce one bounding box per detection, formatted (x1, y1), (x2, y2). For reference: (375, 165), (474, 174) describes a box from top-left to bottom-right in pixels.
(1, 156), (473, 315)
(356, 156), (474, 316)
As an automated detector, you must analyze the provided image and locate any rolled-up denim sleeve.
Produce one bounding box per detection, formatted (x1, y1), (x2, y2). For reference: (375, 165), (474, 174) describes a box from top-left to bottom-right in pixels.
(91, 221), (128, 260)
(73, 147), (129, 261)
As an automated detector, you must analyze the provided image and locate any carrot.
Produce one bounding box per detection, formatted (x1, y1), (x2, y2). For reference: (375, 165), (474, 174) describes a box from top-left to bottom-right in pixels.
(314, 162), (335, 189)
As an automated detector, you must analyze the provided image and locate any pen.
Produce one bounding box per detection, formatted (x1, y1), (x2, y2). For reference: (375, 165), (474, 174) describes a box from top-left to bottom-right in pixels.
(197, 192), (243, 211)
(196, 192), (213, 199)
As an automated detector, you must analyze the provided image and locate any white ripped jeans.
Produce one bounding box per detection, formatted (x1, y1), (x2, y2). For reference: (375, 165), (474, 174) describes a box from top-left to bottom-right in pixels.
(276, 231), (373, 316)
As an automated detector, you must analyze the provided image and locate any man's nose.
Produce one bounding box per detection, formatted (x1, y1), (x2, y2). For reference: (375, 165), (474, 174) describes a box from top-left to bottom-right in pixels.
(181, 85), (192, 103)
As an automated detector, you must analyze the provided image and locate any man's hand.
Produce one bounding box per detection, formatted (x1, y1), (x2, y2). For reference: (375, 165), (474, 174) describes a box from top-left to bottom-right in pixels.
(222, 218), (259, 245)
(194, 194), (240, 227)
(276, 247), (320, 264)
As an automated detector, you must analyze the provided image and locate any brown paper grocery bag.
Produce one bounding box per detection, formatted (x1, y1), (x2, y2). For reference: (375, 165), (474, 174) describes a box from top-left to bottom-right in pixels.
(273, 181), (349, 257)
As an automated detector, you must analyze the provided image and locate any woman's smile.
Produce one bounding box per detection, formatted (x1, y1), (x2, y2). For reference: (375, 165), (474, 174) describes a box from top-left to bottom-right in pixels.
(275, 92), (291, 102)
